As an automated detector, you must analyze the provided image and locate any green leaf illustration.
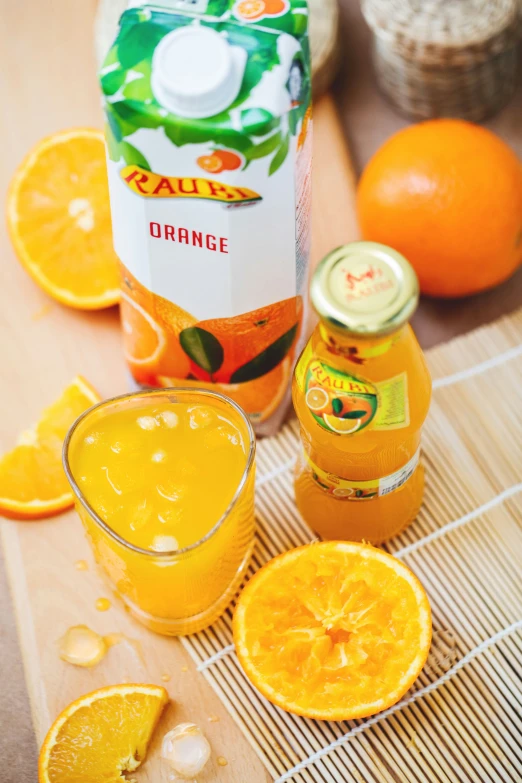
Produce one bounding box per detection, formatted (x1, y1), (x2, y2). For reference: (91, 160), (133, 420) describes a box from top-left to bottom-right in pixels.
(342, 410), (368, 419)
(230, 323), (298, 384)
(121, 142), (151, 171)
(269, 134), (290, 176)
(247, 132), (282, 162)
(332, 398), (343, 415)
(288, 107), (299, 136)
(111, 100), (163, 129)
(179, 327), (224, 375)
(123, 74), (153, 102)
(241, 108), (278, 137)
(101, 68), (126, 96)
(105, 122), (122, 162)
(165, 116), (253, 153)
(106, 108), (123, 143)
(118, 22), (170, 69)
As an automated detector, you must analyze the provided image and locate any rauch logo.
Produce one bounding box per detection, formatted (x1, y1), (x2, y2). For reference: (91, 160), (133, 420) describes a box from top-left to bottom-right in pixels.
(121, 166), (262, 204)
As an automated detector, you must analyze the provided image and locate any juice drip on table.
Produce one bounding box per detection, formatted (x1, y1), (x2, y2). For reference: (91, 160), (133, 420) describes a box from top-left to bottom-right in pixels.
(293, 242), (432, 543)
(58, 625), (144, 668)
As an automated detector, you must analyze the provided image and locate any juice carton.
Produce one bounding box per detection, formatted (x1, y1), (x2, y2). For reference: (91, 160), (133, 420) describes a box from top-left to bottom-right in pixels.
(100, 0), (312, 435)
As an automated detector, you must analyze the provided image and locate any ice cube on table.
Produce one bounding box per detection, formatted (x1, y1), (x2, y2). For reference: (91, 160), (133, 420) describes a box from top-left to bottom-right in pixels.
(161, 723), (211, 778)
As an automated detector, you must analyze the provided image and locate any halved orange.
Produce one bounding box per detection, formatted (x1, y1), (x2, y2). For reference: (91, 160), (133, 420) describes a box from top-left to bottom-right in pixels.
(234, 542), (432, 721)
(38, 683), (168, 783)
(0, 376), (100, 519)
(7, 129), (120, 309)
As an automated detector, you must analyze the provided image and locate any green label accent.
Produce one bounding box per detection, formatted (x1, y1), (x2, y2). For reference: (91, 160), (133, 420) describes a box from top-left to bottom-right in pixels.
(373, 373), (410, 431)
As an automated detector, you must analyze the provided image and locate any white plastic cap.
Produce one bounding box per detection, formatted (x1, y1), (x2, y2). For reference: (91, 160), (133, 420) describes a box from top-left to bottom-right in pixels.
(151, 26), (247, 119)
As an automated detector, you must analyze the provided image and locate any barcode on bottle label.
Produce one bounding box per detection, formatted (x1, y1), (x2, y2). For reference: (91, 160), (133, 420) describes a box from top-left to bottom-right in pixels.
(379, 448), (420, 497)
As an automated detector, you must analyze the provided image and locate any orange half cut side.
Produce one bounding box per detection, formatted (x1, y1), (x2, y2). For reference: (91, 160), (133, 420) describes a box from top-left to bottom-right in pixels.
(234, 541), (432, 721)
(7, 128), (120, 309)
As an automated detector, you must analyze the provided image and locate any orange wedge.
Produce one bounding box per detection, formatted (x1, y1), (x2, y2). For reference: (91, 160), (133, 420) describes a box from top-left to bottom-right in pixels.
(234, 542), (432, 721)
(38, 683), (168, 783)
(0, 376), (100, 519)
(7, 129), (119, 309)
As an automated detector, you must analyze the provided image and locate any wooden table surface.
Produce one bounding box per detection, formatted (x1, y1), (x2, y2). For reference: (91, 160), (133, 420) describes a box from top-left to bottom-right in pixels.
(1, 1), (522, 780)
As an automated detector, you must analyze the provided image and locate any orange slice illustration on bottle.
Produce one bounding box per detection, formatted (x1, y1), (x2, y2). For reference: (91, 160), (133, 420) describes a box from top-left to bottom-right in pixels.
(332, 486), (354, 498)
(305, 387), (329, 412)
(323, 413), (361, 434)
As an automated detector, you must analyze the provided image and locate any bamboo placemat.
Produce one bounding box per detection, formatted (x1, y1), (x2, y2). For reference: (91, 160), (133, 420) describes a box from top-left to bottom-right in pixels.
(181, 309), (522, 782)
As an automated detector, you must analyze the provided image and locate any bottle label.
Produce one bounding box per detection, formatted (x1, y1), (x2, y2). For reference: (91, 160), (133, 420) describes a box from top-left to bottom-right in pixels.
(295, 341), (410, 435)
(304, 448), (420, 500)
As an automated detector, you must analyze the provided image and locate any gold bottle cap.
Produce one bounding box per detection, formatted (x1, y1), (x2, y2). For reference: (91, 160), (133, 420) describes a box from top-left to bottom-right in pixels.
(310, 241), (419, 336)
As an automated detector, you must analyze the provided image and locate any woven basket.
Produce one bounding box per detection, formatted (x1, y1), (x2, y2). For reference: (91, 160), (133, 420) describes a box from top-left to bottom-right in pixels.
(362, 0), (520, 122)
(94, 0), (341, 97)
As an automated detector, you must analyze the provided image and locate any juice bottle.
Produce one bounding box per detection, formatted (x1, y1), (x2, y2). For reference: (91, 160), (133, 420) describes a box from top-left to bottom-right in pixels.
(64, 389), (256, 635)
(99, 0), (312, 435)
(293, 242), (431, 543)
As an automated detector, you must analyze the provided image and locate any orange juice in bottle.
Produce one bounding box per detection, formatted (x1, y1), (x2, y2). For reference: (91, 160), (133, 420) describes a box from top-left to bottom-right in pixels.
(293, 242), (431, 543)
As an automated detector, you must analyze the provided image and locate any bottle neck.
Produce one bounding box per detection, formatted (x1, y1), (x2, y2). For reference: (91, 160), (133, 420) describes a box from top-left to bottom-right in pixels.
(317, 321), (404, 365)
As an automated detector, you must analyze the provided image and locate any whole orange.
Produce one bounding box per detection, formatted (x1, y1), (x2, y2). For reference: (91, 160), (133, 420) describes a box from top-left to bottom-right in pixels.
(357, 120), (522, 297)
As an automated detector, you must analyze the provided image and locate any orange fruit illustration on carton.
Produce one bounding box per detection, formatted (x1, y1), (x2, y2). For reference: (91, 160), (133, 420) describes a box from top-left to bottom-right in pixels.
(197, 149), (243, 174)
(182, 296), (302, 384)
(235, 0), (266, 19)
(119, 265), (301, 418)
(120, 265), (196, 386)
(235, 0), (288, 20)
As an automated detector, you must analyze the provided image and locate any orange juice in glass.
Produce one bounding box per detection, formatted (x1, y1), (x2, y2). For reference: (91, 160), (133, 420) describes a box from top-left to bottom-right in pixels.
(293, 242), (431, 543)
(64, 389), (255, 635)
